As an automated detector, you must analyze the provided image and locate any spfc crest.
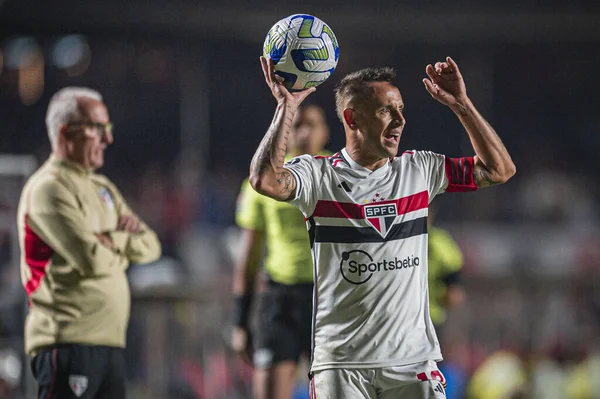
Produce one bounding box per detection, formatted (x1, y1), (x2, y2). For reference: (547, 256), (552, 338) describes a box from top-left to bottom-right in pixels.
(98, 187), (114, 210)
(69, 374), (88, 397)
(362, 202), (398, 238)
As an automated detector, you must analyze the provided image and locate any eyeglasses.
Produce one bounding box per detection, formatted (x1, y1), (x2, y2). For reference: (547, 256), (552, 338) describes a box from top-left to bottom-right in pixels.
(67, 121), (113, 137)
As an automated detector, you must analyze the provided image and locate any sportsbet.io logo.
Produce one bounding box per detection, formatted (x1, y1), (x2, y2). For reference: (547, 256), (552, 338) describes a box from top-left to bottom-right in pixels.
(339, 250), (420, 285)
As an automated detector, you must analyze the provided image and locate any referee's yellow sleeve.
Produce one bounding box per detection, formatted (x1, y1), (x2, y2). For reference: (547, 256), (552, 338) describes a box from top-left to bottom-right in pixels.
(236, 179), (266, 231)
(433, 228), (464, 274)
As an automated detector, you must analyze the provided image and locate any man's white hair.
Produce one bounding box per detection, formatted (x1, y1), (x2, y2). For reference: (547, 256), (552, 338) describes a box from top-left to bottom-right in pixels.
(45, 87), (103, 146)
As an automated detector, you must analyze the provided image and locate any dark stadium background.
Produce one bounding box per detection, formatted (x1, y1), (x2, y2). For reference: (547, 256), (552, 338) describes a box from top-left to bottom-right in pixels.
(0, 1), (599, 398)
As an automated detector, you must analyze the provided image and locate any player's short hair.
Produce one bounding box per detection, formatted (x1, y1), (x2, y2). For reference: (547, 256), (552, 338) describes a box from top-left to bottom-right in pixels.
(45, 87), (103, 147)
(334, 67), (396, 123)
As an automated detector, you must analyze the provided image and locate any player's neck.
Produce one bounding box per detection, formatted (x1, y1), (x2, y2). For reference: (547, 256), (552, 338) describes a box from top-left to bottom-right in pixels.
(344, 146), (388, 171)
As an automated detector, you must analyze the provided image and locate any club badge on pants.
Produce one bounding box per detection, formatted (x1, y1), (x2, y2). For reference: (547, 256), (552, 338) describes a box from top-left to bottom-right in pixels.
(69, 375), (88, 397)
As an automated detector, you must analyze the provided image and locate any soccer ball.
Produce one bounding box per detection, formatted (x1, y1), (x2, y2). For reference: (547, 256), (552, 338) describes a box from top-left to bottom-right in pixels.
(263, 14), (339, 91)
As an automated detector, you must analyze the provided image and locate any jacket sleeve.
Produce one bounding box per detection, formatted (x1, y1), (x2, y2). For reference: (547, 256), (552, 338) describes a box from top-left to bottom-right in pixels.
(27, 178), (128, 277)
(105, 181), (162, 265)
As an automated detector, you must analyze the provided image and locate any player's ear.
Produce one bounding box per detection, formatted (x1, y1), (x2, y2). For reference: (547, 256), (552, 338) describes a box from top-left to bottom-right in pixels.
(343, 108), (357, 130)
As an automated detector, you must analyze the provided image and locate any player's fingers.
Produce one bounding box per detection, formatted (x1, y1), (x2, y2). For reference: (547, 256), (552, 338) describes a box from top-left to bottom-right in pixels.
(266, 57), (277, 86)
(446, 56), (459, 72)
(434, 62), (444, 73)
(296, 87), (316, 102)
(273, 73), (285, 84)
(267, 58), (280, 85)
(423, 78), (437, 96)
(260, 56), (271, 84)
(117, 216), (127, 230)
(425, 65), (438, 82)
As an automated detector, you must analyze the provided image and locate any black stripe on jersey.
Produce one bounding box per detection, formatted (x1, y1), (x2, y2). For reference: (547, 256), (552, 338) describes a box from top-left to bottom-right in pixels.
(450, 158), (458, 185)
(461, 157), (469, 185)
(309, 241), (318, 379)
(286, 167), (303, 200)
(314, 216), (427, 243)
(337, 181), (352, 192)
(338, 150), (351, 166)
(458, 158), (464, 185)
(307, 217), (316, 249)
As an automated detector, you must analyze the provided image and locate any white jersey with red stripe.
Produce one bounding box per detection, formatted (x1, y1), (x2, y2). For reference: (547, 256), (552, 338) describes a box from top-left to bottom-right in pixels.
(284, 148), (476, 372)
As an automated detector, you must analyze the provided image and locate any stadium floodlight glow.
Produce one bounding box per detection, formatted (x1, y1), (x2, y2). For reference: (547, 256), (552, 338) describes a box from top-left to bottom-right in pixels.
(52, 35), (91, 76)
(2, 37), (40, 69)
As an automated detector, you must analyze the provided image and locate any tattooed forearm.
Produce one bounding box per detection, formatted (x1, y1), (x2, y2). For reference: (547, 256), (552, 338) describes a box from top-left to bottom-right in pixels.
(249, 103), (298, 200)
(454, 101), (469, 116)
(474, 166), (498, 187)
(453, 97), (516, 187)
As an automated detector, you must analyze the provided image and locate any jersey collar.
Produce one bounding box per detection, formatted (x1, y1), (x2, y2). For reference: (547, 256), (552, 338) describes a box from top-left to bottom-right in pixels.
(341, 148), (390, 178)
(49, 154), (92, 176)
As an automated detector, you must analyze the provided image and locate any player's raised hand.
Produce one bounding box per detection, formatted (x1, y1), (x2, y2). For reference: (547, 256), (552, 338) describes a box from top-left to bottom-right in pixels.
(260, 56), (315, 107)
(423, 57), (467, 107)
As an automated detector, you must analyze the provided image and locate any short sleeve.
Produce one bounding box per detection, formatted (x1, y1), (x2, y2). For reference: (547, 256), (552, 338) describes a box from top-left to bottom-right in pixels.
(443, 156), (477, 193)
(283, 154), (321, 216)
(235, 179), (266, 231)
(410, 151), (449, 201)
(411, 151), (477, 202)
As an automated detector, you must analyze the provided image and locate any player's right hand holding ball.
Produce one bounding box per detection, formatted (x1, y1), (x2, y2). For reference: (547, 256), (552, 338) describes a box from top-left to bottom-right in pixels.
(260, 56), (316, 108)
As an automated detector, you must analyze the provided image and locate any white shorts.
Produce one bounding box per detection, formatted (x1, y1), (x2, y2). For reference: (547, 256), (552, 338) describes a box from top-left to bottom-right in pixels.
(310, 360), (446, 399)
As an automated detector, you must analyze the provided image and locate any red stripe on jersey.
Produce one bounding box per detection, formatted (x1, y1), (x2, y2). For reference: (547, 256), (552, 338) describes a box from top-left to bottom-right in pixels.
(445, 157), (477, 192)
(313, 200), (363, 219)
(23, 215), (54, 299)
(312, 191), (429, 219)
(394, 190), (428, 215)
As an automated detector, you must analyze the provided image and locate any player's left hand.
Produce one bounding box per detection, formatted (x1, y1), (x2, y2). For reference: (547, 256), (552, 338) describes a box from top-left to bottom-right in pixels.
(117, 214), (141, 234)
(423, 57), (467, 107)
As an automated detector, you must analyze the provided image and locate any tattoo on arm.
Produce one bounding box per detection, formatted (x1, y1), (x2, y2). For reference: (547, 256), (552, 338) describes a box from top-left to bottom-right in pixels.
(455, 101), (469, 116)
(474, 166), (497, 187)
(275, 170), (296, 197)
(249, 104), (298, 199)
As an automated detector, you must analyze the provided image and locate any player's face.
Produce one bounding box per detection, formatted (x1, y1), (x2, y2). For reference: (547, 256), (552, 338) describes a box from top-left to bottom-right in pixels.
(354, 82), (405, 159)
(65, 99), (113, 170)
(290, 106), (329, 154)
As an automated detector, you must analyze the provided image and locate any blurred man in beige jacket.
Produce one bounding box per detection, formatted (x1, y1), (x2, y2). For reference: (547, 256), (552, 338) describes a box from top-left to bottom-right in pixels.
(17, 87), (161, 399)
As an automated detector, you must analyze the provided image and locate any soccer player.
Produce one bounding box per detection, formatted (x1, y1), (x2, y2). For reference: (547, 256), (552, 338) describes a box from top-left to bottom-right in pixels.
(232, 104), (329, 399)
(427, 210), (465, 340)
(17, 87), (162, 399)
(249, 56), (516, 399)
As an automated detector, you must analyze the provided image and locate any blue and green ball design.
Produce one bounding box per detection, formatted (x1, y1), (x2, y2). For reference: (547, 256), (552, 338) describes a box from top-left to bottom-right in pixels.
(263, 14), (339, 91)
